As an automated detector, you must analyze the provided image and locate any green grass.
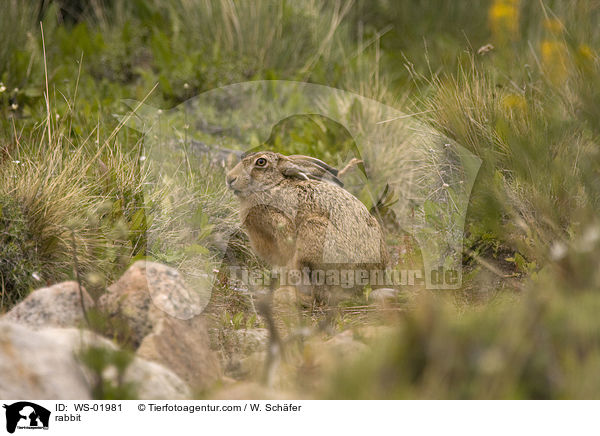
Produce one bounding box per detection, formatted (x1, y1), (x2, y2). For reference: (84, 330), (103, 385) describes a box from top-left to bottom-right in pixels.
(1, 0), (600, 398)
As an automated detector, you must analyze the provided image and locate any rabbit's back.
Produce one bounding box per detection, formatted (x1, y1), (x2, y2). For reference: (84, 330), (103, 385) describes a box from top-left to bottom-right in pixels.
(240, 178), (388, 270)
(299, 181), (386, 266)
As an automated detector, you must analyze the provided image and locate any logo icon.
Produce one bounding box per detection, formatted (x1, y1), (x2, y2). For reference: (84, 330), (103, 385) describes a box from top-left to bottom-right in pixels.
(2, 402), (50, 434)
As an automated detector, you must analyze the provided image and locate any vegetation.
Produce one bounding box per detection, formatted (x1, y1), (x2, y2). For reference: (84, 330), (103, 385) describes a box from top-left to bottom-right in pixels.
(1, 0), (600, 398)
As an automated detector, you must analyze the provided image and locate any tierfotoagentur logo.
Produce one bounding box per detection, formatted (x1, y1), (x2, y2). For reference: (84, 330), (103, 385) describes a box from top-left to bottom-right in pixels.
(119, 80), (481, 318)
(2, 402), (50, 434)
(228, 266), (459, 289)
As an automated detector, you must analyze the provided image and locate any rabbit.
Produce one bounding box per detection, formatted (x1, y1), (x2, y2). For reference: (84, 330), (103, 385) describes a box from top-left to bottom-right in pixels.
(226, 151), (389, 301)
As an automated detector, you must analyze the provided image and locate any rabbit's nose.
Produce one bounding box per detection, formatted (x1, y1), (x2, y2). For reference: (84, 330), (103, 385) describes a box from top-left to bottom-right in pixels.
(226, 175), (237, 188)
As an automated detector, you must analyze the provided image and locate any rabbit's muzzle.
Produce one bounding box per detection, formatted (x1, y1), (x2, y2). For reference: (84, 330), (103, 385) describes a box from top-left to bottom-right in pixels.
(226, 175), (237, 189)
(226, 164), (269, 196)
(226, 168), (246, 195)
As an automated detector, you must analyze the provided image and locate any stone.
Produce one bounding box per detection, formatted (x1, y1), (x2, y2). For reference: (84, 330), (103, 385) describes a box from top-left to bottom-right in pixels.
(369, 287), (399, 304)
(0, 321), (190, 400)
(136, 316), (221, 390)
(232, 328), (269, 354)
(98, 262), (164, 346)
(3, 281), (94, 329)
(99, 261), (221, 390)
(0, 322), (91, 399)
(126, 357), (190, 400)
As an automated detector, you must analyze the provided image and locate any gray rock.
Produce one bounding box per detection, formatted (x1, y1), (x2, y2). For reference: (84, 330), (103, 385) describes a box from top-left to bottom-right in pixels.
(126, 356), (191, 400)
(136, 316), (222, 390)
(99, 261), (221, 390)
(369, 287), (399, 303)
(98, 262), (158, 345)
(3, 281), (94, 329)
(0, 322), (91, 399)
(98, 261), (205, 343)
(0, 321), (190, 400)
(188, 139), (242, 166)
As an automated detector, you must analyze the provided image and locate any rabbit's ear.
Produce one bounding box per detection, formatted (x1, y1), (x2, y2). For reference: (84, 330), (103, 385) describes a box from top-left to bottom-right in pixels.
(278, 159), (310, 181)
(288, 155), (340, 176)
(307, 170), (344, 187)
(285, 155), (344, 187)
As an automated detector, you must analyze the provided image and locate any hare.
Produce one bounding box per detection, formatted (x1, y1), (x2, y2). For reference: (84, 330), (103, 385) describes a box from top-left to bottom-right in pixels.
(226, 151), (389, 300)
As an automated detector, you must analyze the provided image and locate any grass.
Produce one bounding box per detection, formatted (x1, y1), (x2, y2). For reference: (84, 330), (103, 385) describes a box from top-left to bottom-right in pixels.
(1, 0), (600, 398)
(0, 109), (149, 304)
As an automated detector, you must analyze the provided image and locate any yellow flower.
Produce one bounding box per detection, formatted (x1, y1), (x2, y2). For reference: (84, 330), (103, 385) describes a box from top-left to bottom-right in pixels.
(489, 0), (520, 45)
(577, 44), (595, 61)
(575, 44), (596, 73)
(490, 3), (516, 20)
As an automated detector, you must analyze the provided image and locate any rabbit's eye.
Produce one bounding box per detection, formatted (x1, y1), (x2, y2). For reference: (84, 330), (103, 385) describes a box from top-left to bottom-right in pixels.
(255, 157), (267, 167)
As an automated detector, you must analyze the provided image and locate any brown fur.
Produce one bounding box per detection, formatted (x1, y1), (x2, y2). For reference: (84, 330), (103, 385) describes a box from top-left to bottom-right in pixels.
(226, 151), (389, 296)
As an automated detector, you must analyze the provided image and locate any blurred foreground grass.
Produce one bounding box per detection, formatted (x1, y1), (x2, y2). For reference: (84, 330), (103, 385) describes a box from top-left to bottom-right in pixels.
(1, 0), (600, 398)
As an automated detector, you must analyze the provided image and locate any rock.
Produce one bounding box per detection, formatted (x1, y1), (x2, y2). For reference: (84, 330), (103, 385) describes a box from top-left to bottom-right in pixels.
(369, 288), (399, 304)
(188, 139), (242, 166)
(232, 328), (269, 353)
(136, 316), (221, 390)
(98, 262), (166, 345)
(98, 260), (207, 344)
(0, 322), (92, 399)
(99, 261), (221, 390)
(0, 321), (190, 399)
(3, 281), (94, 329)
(126, 357), (190, 400)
